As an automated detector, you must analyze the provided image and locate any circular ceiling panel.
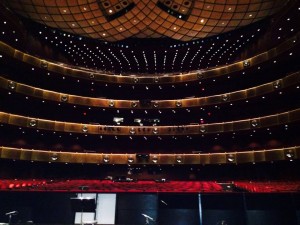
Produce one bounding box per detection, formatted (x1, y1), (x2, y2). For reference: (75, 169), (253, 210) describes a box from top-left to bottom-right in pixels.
(3, 0), (287, 41)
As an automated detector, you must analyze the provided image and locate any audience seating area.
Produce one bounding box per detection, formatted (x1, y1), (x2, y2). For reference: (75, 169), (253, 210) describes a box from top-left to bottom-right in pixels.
(1, 179), (299, 193)
(234, 181), (300, 193)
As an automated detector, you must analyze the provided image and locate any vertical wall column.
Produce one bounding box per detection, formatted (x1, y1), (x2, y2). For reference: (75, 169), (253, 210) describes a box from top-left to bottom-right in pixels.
(198, 194), (203, 225)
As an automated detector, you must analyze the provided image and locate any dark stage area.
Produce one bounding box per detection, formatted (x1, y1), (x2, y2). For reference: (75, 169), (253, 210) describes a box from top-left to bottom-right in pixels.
(0, 192), (300, 225)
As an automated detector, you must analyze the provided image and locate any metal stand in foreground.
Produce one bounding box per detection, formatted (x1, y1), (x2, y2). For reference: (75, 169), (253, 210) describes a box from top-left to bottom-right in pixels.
(5, 211), (18, 225)
(141, 213), (155, 225)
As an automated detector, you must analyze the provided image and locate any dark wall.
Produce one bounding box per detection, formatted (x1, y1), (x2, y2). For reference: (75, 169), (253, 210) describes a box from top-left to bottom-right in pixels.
(116, 193), (200, 225)
(245, 194), (298, 225)
(0, 192), (75, 224)
(158, 194), (200, 225)
(201, 193), (300, 225)
(116, 194), (158, 225)
(0, 192), (299, 225)
(202, 194), (246, 225)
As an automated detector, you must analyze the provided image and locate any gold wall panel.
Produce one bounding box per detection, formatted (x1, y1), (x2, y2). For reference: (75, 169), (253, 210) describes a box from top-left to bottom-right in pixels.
(0, 112), (9, 123)
(31, 150), (50, 162)
(236, 151), (254, 164)
(199, 154), (211, 165)
(38, 120), (56, 130)
(159, 154), (176, 164)
(9, 114), (27, 127)
(0, 147), (21, 159)
(20, 149), (33, 161)
(232, 120), (251, 131)
(17, 85), (35, 96)
(70, 152), (87, 163)
(265, 149), (285, 161)
(210, 153), (226, 164)
(184, 154), (201, 164)
(277, 112), (291, 124)
(253, 150), (266, 162)
(54, 121), (66, 132)
(231, 91), (247, 101)
(288, 109), (300, 121)
(295, 147), (300, 158)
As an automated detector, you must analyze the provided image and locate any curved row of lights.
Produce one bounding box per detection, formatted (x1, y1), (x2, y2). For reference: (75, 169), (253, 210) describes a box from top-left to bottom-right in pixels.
(0, 32), (298, 84)
(0, 109), (299, 136)
(0, 146), (298, 165)
(1, 71), (298, 109)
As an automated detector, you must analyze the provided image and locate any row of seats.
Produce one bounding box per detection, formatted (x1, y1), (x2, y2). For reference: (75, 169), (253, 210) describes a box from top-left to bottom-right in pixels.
(1, 179), (300, 193)
(0, 179), (223, 193)
(234, 181), (300, 192)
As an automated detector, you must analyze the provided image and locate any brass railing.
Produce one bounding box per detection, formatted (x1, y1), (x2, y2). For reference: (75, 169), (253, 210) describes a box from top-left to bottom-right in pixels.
(0, 146), (299, 165)
(0, 109), (299, 135)
(0, 71), (298, 109)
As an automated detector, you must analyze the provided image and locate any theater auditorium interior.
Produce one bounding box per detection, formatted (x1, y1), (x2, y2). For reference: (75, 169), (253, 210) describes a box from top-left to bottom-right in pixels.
(0, 0), (300, 224)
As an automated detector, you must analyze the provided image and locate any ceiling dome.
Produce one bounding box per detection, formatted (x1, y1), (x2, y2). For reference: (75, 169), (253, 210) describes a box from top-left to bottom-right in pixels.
(3, 0), (287, 41)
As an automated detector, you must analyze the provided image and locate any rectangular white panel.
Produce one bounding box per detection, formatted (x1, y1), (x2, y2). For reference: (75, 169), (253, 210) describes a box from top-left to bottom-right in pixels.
(74, 212), (95, 224)
(96, 194), (116, 224)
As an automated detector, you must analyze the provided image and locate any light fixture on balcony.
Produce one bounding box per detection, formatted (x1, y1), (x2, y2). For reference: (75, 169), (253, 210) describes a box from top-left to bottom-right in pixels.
(29, 119), (37, 127)
(197, 70), (204, 79)
(153, 101), (159, 108)
(128, 156), (134, 163)
(176, 155), (182, 163)
(61, 95), (68, 102)
(103, 155), (110, 163)
(51, 153), (58, 161)
(131, 101), (138, 108)
(133, 77), (139, 83)
(129, 127), (136, 135)
(227, 154), (235, 163)
(108, 100), (115, 107)
(152, 155), (158, 163)
(222, 94), (229, 101)
(285, 149), (294, 159)
(243, 60), (250, 67)
(82, 125), (88, 133)
(199, 125), (206, 133)
(89, 73), (95, 79)
(176, 100), (182, 107)
(251, 119), (259, 127)
(273, 80), (281, 89)
(8, 81), (16, 90)
(41, 61), (48, 69)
